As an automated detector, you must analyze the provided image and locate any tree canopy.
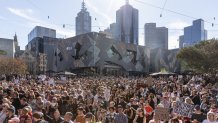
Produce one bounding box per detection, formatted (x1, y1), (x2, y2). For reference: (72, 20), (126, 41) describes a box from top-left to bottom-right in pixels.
(177, 40), (218, 73)
(0, 58), (27, 75)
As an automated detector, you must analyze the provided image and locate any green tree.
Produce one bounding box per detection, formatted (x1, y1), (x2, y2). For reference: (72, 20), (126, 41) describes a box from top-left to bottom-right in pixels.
(177, 40), (218, 73)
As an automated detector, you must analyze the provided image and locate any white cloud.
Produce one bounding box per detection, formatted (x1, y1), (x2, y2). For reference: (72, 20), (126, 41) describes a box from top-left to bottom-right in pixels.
(7, 7), (40, 22)
(7, 7), (74, 37)
(85, 1), (113, 25)
(167, 20), (189, 29)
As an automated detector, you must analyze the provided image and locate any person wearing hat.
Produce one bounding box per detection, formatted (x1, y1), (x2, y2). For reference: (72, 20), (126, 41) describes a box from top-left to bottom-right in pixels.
(3, 105), (16, 123)
(32, 112), (48, 123)
(75, 107), (86, 123)
(114, 105), (128, 123)
(202, 112), (218, 123)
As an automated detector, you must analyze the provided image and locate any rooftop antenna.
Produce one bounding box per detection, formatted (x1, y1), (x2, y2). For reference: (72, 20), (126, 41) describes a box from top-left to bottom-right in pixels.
(82, 0), (87, 11)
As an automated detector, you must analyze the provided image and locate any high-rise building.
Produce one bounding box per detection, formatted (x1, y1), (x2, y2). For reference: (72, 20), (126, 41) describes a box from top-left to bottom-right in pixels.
(0, 33), (21, 58)
(101, 23), (118, 39)
(179, 35), (184, 49)
(180, 19), (207, 48)
(76, 0), (91, 36)
(144, 23), (168, 50)
(116, 0), (138, 45)
(28, 26), (56, 42)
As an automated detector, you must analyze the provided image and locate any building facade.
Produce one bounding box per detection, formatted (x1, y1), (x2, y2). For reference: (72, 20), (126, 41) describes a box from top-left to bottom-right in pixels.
(144, 23), (168, 50)
(0, 34), (21, 58)
(27, 32), (180, 74)
(116, 0), (138, 45)
(28, 26), (56, 42)
(0, 38), (15, 58)
(27, 32), (150, 74)
(76, 0), (92, 36)
(102, 23), (118, 40)
(180, 19), (207, 47)
(19, 50), (37, 74)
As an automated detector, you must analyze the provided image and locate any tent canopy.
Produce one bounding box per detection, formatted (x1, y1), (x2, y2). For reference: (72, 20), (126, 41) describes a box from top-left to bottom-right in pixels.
(57, 71), (76, 76)
(150, 68), (175, 76)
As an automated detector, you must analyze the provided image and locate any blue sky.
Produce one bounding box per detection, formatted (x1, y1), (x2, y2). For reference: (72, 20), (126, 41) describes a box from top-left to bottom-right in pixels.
(0, 0), (218, 50)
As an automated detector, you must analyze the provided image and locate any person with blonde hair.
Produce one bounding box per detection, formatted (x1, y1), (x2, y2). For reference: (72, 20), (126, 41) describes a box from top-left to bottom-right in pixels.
(185, 97), (194, 105)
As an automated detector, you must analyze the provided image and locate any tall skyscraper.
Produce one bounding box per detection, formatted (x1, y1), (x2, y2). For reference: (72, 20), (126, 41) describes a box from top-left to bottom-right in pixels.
(116, 0), (139, 45)
(76, 0), (91, 36)
(180, 19), (207, 48)
(28, 26), (56, 42)
(144, 23), (168, 50)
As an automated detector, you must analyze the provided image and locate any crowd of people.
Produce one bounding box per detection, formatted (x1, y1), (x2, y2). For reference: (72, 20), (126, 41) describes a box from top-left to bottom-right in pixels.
(0, 74), (218, 123)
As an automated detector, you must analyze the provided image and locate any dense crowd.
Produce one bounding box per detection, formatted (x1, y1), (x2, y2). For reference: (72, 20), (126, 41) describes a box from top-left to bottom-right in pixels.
(0, 74), (218, 123)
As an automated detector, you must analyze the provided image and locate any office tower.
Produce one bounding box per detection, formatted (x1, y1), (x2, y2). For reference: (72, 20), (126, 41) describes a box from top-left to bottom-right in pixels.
(116, 0), (139, 45)
(180, 19), (207, 47)
(76, 0), (92, 35)
(28, 26), (56, 42)
(144, 23), (168, 49)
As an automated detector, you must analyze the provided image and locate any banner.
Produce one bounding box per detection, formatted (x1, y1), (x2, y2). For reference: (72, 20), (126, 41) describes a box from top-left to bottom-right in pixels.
(154, 107), (170, 121)
(173, 101), (194, 118)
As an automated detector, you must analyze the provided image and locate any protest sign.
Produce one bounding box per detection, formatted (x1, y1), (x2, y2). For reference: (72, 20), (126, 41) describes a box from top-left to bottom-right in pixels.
(173, 101), (195, 118)
(160, 100), (171, 108)
(144, 105), (153, 115)
(154, 107), (170, 121)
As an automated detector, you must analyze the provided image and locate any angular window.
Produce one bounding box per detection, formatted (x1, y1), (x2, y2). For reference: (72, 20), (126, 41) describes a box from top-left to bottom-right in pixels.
(127, 50), (136, 64)
(107, 46), (122, 60)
